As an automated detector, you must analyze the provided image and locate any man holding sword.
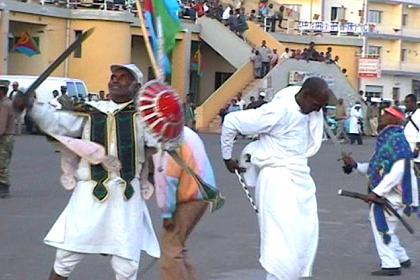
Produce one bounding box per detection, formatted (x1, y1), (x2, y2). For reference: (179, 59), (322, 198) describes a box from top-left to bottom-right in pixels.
(342, 106), (418, 276)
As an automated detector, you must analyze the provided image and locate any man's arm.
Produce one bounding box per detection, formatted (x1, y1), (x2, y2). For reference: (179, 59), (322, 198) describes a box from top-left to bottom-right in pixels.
(221, 103), (283, 171)
(0, 105), (8, 136)
(372, 160), (405, 197)
(30, 102), (85, 137)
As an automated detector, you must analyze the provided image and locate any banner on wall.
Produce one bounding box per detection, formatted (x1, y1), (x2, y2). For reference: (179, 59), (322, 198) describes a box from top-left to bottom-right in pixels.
(358, 57), (381, 78)
(13, 32), (40, 57)
(288, 71), (335, 87)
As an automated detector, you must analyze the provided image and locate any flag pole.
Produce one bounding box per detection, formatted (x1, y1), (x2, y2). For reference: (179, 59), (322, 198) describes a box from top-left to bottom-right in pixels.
(135, 0), (162, 79)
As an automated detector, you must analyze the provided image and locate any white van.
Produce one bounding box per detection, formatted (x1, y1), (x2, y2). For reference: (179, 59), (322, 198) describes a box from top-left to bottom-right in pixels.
(0, 75), (89, 103)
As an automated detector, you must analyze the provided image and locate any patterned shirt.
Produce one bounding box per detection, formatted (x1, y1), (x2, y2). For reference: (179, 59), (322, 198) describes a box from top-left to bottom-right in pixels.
(154, 127), (217, 219)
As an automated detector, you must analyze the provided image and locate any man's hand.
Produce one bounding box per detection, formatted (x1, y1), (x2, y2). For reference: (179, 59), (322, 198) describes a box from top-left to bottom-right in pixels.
(223, 159), (246, 173)
(365, 192), (382, 204)
(342, 155), (357, 168)
(163, 218), (175, 231)
(341, 154), (357, 174)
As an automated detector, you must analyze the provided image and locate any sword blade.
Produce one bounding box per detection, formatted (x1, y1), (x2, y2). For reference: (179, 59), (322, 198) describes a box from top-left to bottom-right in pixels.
(338, 189), (414, 234)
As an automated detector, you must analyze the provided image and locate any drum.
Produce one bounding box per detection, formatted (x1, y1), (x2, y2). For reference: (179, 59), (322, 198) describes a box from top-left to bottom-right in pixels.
(137, 80), (184, 150)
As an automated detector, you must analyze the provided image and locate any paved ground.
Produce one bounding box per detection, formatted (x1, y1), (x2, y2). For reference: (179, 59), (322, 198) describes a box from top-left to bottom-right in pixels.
(1, 134), (420, 280)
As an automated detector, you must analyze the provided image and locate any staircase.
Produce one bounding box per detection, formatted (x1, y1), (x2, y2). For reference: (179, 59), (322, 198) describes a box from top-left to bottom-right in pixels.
(202, 79), (263, 134)
(195, 18), (286, 132)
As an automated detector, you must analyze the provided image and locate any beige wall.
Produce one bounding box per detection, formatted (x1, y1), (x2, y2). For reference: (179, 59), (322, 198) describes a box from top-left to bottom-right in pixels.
(7, 13), (66, 76)
(68, 20), (131, 93)
(369, 3), (402, 33)
(198, 43), (236, 104)
(368, 38), (401, 70)
(402, 6), (420, 37)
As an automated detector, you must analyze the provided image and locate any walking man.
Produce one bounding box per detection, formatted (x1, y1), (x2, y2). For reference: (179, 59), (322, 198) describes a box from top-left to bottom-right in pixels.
(342, 107), (417, 276)
(14, 64), (160, 280)
(335, 98), (350, 143)
(0, 80), (15, 198)
(153, 126), (222, 280)
(221, 77), (330, 279)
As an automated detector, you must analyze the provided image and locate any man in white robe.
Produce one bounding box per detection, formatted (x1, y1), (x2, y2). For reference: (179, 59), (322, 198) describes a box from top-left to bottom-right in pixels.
(16, 64), (160, 280)
(221, 77), (330, 280)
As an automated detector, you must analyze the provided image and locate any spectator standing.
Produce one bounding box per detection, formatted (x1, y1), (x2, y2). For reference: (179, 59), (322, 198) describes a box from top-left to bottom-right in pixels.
(227, 99), (241, 113)
(247, 92), (267, 109)
(236, 92), (246, 110)
(348, 102), (363, 145)
(250, 49), (263, 79)
(0, 80), (15, 198)
(8, 81), (23, 100)
(335, 98), (350, 143)
(8, 81), (24, 135)
(325, 47), (333, 63)
(306, 41), (318, 61)
(258, 40), (272, 77)
(222, 4), (232, 21)
(248, 9), (257, 21)
(57, 85), (74, 110)
(225, 10), (238, 32)
(270, 49), (279, 68)
(98, 90), (106, 100)
(277, 5), (286, 29)
(366, 102), (379, 136)
(48, 90), (62, 109)
(184, 95), (196, 130)
(267, 3), (276, 32)
(236, 8), (249, 39)
(246, 96), (256, 109)
(280, 47), (290, 60)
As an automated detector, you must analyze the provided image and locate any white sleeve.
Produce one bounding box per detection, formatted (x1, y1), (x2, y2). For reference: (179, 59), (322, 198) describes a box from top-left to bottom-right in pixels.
(356, 162), (369, 174)
(372, 160), (405, 197)
(221, 104), (283, 160)
(29, 102), (85, 137)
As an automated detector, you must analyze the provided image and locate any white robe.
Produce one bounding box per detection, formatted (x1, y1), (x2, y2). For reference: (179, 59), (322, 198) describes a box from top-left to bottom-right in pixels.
(30, 100), (160, 262)
(221, 86), (324, 280)
(348, 105), (362, 134)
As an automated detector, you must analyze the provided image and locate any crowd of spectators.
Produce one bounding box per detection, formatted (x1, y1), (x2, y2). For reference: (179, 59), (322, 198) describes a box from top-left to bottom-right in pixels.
(219, 91), (267, 125)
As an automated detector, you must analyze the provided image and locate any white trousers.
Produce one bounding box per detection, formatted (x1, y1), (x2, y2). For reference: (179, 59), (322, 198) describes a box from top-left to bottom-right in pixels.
(54, 249), (139, 280)
(370, 207), (409, 268)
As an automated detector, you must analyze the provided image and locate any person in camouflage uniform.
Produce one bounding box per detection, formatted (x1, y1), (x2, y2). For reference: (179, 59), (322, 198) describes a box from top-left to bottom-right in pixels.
(0, 80), (15, 198)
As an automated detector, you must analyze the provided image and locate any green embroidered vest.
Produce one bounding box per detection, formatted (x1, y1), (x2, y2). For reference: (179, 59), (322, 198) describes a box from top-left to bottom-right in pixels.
(79, 102), (138, 201)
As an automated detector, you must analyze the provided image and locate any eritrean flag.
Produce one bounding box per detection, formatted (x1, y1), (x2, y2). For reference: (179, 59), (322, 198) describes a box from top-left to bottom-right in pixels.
(144, 0), (181, 74)
(14, 32), (40, 57)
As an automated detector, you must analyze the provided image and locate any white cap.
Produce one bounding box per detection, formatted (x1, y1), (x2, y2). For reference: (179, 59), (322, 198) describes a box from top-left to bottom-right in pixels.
(110, 63), (144, 85)
(259, 91), (266, 97)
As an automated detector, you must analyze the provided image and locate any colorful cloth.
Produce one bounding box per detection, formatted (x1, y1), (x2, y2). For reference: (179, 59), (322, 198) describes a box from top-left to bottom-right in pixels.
(154, 127), (222, 220)
(367, 125), (414, 243)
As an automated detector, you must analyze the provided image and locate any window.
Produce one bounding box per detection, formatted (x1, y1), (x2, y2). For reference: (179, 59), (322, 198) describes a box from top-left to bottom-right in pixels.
(402, 14), (408, 26)
(368, 10), (382, 24)
(392, 87), (400, 101)
(365, 85), (383, 98)
(331, 7), (338, 21)
(74, 30), (82, 58)
(367, 46), (381, 58)
(401, 48), (407, 62)
(214, 72), (233, 90)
